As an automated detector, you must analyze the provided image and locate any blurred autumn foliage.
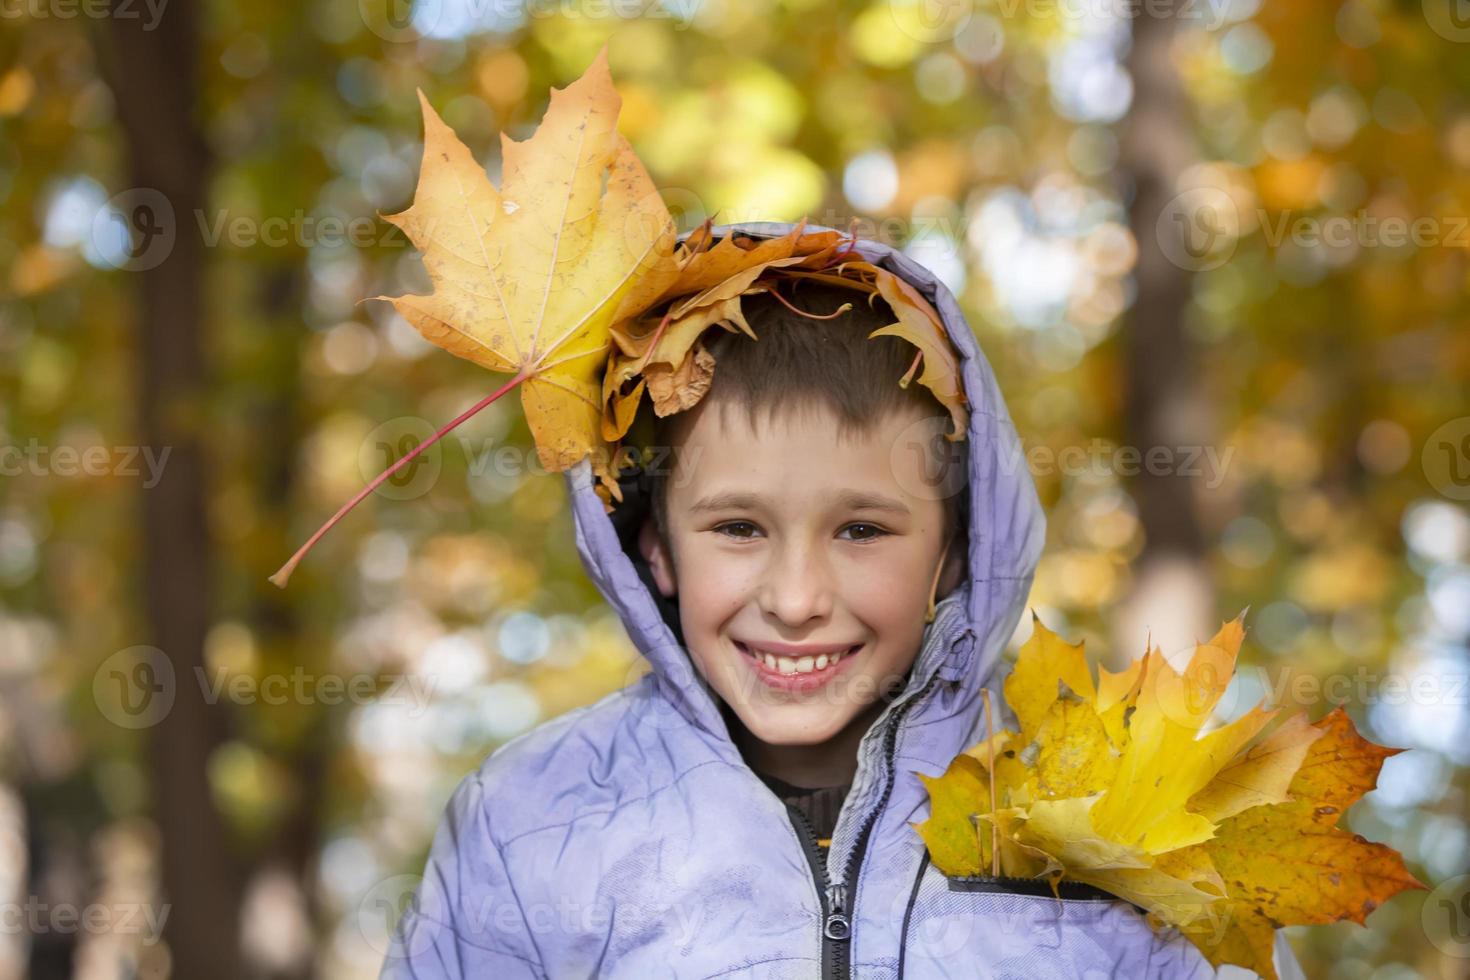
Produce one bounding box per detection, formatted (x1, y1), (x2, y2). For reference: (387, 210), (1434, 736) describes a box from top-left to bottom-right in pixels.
(1, 1), (1467, 978)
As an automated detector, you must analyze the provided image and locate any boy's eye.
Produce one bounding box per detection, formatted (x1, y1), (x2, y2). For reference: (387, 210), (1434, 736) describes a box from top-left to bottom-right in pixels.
(713, 520), (761, 540)
(839, 522), (888, 542)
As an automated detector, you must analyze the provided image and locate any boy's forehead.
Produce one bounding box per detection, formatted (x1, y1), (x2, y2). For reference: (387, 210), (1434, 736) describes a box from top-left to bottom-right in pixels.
(665, 397), (940, 504)
(672, 394), (930, 447)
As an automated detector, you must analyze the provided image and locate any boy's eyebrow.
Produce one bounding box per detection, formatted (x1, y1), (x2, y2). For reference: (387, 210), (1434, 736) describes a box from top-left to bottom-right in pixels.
(687, 489), (911, 515)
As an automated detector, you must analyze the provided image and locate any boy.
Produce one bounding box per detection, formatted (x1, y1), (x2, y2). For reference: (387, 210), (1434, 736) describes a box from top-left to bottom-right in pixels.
(382, 222), (1304, 978)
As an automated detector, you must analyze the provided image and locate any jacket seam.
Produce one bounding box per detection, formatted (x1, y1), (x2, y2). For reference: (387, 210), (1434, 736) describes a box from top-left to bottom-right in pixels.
(700, 955), (821, 978)
(474, 771), (551, 978)
(896, 849), (930, 978)
(398, 908), (548, 973)
(845, 675), (938, 980)
(497, 758), (734, 848)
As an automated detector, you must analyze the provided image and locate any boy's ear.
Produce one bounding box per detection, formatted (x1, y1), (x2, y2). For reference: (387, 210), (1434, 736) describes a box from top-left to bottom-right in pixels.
(936, 531), (965, 598)
(638, 519), (677, 598)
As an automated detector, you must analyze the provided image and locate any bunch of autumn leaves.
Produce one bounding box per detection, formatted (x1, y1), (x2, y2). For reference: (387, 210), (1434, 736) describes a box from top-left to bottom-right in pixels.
(913, 614), (1426, 980)
(270, 45), (965, 586)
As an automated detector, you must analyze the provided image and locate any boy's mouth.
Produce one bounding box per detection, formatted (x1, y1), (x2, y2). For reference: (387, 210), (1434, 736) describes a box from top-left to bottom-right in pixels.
(733, 640), (862, 676)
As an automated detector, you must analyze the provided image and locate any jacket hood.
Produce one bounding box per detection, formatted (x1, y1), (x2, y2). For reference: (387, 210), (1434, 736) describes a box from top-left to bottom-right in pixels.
(565, 220), (1046, 750)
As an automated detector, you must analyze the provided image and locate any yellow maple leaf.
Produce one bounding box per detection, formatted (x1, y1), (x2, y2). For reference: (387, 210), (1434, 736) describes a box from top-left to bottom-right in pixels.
(911, 612), (1426, 980)
(271, 45), (676, 586)
(912, 754), (992, 876)
(378, 54), (677, 474)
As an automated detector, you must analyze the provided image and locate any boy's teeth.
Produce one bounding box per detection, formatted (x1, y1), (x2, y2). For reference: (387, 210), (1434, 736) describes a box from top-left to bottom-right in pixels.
(755, 648), (847, 674)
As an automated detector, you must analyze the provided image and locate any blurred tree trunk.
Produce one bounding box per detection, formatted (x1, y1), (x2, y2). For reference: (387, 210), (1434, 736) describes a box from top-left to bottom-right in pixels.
(1115, 3), (1214, 661)
(255, 262), (323, 980)
(19, 789), (78, 980)
(97, 3), (244, 977)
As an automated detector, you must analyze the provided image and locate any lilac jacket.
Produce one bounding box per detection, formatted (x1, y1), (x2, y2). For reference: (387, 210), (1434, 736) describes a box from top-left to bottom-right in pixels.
(382, 222), (1307, 979)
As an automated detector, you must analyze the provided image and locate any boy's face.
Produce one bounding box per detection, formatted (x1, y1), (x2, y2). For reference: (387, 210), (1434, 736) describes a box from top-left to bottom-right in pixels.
(639, 399), (965, 756)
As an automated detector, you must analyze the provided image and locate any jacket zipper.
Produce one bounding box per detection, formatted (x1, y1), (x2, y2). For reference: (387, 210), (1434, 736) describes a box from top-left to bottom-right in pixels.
(946, 872), (1146, 912)
(946, 873), (1120, 899)
(786, 805), (847, 977)
(788, 671), (943, 980)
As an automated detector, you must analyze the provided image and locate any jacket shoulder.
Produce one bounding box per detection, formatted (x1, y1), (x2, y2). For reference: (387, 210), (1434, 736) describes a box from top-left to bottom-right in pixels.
(465, 675), (712, 845)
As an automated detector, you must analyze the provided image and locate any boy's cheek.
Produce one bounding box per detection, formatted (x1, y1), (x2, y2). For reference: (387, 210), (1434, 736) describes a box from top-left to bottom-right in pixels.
(675, 543), (756, 589)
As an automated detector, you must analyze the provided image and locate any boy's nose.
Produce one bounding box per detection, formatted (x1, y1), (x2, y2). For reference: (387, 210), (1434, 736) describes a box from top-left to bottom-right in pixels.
(756, 544), (834, 626)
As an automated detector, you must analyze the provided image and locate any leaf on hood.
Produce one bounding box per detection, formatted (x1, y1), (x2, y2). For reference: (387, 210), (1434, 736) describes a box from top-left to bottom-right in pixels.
(864, 263), (969, 440)
(912, 613), (1426, 980)
(595, 226), (973, 500)
(600, 219), (851, 440)
(765, 258), (970, 442)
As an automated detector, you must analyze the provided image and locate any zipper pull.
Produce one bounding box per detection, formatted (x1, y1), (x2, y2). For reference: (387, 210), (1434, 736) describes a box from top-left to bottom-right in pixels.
(823, 882), (851, 940)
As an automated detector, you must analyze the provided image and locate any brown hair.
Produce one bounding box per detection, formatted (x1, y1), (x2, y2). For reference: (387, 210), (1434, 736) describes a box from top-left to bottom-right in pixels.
(640, 279), (968, 545)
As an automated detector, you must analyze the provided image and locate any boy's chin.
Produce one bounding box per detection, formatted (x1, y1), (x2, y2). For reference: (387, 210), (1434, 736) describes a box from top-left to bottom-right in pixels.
(735, 709), (857, 747)
(730, 695), (887, 745)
